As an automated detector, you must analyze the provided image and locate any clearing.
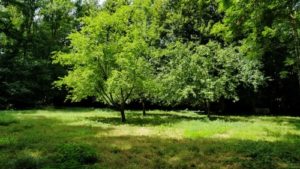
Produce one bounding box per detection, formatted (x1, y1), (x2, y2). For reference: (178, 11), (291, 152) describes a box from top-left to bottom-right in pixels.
(0, 108), (299, 169)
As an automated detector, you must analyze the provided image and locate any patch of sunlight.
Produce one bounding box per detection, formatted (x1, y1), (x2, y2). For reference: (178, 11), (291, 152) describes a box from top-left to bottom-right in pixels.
(179, 120), (232, 138)
(22, 149), (42, 158)
(212, 133), (231, 139)
(168, 156), (181, 165)
(171, 117), (300, 142)
(0, 136), (17, 146)
(66, 119), (108, 127)
(15, 109), (119, 124)
(277, 162), (289, 168)
(110, 143), (132, 150)
(96, 126), (153, 137)
(159, 128), (184, 139)
(223, 119), (300, 142)
(5, 109), (300, 143)
(95, 125), (184, 139)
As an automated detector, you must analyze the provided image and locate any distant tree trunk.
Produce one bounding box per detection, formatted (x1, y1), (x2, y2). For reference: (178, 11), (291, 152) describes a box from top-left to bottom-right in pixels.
(142, 99), (146, 116)
(120, 101), (126, 123)
(206, 101), (211, 119)
(119, 88), (126, 122)
(219, 98), (225, 114)
(290, 12), (300, 90)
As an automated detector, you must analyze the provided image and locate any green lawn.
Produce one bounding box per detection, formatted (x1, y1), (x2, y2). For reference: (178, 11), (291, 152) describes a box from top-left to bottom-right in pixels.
(0, 108), (299, 169)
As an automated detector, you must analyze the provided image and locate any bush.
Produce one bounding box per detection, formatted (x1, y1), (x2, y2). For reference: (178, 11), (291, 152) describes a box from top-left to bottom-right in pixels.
(55, 143), (98, 169)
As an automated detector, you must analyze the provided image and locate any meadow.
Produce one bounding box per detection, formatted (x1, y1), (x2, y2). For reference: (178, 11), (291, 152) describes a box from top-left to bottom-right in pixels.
(0, 108), (299, 169)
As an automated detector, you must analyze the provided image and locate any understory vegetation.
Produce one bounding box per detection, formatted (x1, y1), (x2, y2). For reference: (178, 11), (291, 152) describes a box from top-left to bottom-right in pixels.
(0, 109), (299, 169)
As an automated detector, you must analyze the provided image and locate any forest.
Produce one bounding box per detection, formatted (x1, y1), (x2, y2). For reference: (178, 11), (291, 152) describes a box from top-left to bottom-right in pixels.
(1, 0), (300, 116)
(0, 0), (300, 168)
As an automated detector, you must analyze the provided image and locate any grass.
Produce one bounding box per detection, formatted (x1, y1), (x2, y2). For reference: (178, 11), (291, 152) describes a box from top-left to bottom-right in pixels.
(0, 108), (299, 169)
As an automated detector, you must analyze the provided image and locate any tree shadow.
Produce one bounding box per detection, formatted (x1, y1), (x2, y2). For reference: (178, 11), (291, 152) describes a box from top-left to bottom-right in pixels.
(87, 113), (207, 126)
(0, 116), (113, 169)
(4, 125), (300, 168)
(207, 116), (255, 123)
(86, 111), (266, 126)
(1, 111), (300, 169)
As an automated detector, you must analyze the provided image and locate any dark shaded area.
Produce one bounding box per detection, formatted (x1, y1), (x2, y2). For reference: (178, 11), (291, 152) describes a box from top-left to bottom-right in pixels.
(54, 143), (98, 168)
(94, 136), (300, 169)
(2, 129), (300, 168)
(87, 113), (207, 126)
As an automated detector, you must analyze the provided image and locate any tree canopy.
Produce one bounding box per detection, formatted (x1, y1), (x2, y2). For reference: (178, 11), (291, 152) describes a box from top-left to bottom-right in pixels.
(0, 0), (299, 119)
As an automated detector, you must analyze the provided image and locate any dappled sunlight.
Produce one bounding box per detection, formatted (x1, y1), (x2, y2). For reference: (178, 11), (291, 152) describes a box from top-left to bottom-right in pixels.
(94, 126), (184, 139)
(22, 149), (42, 158)
(1, 109), (300, 168)
(85, 135), (300, 169)
(0, 135), (17, 148)
(8, 109), (299, 142)
(2, 109), (300, 143)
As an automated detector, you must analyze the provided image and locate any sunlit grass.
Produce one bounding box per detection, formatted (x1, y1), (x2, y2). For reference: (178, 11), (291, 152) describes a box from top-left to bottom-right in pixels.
(0, 108), (299, 169)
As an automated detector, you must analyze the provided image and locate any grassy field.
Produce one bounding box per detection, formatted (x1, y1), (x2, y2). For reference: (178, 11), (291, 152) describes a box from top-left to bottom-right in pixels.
(0, 108), (300, 169)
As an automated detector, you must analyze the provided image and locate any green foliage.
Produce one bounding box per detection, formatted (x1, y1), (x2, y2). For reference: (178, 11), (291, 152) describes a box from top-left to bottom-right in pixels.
(0, 0), (87, 108)
(53, 0), (162, 117)
(214, 0), (300, 84)
(53, 0), (265, 114)
(1, 0), (299, 113)
(159, 41), (263, 105)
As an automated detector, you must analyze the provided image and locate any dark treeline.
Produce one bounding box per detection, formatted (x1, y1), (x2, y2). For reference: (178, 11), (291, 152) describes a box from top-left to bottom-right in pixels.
(0, 0), (299, 116)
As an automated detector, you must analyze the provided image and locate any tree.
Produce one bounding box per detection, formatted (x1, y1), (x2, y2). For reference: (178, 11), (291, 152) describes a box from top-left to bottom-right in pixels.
(0, 0), (49, 108)
(0, 0), (98, 108)
(212, 0), (300, 113)
(53, 1), (159, 122)
(158, 41), (263, 116)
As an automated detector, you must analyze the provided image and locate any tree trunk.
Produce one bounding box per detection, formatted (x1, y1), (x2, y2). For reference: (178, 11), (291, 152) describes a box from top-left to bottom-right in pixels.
(142, 100), (146, 116)
(206, 101), (211, 119)
(290, 12), (300, 90)
(120, 101), (126, 123)
(219, 98), (225, 114)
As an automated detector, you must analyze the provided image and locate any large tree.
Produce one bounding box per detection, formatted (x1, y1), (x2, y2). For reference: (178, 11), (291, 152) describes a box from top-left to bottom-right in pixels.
(0, 0), (99, 108)
(54, 0), (160, 122)
(212, 0), (300, 113)
(158, 41), (263, 116)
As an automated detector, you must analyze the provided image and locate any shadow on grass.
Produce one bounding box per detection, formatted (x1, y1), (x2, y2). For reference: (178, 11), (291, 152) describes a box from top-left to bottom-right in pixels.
(87, 112), (259, 126)
(4, 134), (300, 169)
(207, 116), (255, 123)
(1, 113), (300, 169)
(0, 116), (114, 150)
(87, 113), (207, 126)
